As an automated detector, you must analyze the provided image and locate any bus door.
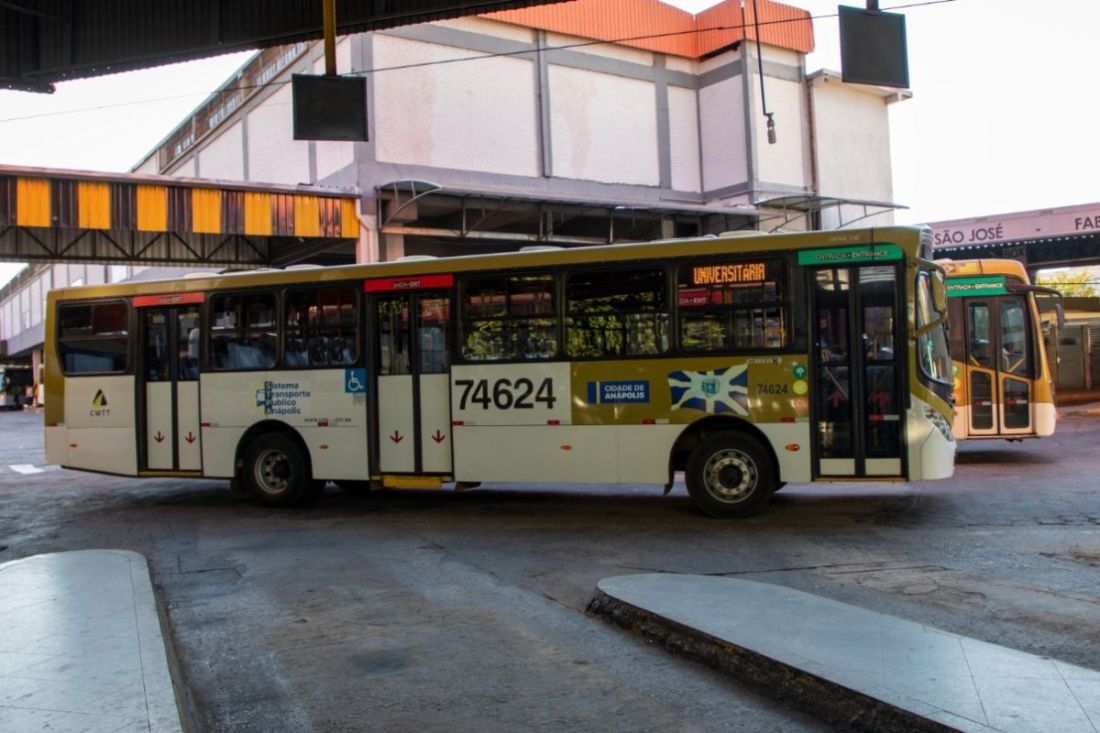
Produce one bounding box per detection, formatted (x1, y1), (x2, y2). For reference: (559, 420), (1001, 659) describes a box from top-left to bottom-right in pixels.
(963, 297), (1034, 436)
(810, 265), (905, 479)
(368, 277), (454, 477)
(136, 294), (204, 472)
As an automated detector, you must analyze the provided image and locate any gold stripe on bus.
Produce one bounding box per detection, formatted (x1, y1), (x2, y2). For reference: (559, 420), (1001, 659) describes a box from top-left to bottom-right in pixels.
(191, 187), (222, 234)
(77, 182), (111, 230)
(136, 185), (168, 232)
(294, 195), (321, 238)
(243, 191), (272, 236)
(16, 177), (50, 228)
(341, 198), (360, 237)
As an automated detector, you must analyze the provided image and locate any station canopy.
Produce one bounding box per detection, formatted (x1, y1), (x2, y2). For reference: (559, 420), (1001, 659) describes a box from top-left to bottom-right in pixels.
(0, 165), (361, 267)
(1, 0), (568, 92)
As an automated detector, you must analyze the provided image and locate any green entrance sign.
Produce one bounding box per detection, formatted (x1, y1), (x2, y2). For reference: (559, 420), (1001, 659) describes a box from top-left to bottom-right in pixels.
(946, 275), (1008, 298)
(797, 244), (904, 266)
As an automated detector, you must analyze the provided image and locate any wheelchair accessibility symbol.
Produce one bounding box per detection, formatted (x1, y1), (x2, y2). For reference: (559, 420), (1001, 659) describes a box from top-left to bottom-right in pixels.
(344, 368), (367, 394)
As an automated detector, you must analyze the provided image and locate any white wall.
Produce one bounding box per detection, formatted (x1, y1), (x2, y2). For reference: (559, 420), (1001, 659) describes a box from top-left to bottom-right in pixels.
(197, 122), (245, 181)
(668, 85), (701, 193)
(435, 16), (535, 43)
(550, 65), (658, 185)
(246, 85), (311, 184)
(699, 76), (747, 192)
(373, 34), (539, 177)
(753, 76), (808, 190)
(545, 31), (654, 65)
(811, 78), (895, 214)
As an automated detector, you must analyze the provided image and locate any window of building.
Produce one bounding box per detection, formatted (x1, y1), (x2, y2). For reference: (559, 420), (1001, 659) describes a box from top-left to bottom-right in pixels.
(57, 301), (130, 374)
(210, 292), (277, 370)
(677, 259), (788, 352)
(284, 286), (357, 368)
(461, 273), (557, 361)
(566, 268), (669, 358)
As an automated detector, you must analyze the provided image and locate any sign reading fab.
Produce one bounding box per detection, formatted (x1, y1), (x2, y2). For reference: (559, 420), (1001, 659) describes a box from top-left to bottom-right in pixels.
(253, 380), (311, 416)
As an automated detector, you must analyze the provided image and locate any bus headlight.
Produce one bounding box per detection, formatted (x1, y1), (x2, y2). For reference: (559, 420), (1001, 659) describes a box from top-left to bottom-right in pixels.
(924, 406), (955, 443)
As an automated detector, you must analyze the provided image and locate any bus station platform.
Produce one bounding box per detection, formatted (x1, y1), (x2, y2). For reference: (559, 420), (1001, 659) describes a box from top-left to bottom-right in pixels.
(0, 550), (184, 732)
(589, 574), (1100, 733)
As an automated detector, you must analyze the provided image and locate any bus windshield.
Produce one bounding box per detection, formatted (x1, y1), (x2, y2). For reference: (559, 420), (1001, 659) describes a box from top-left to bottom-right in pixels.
(916, 269), (952, 384)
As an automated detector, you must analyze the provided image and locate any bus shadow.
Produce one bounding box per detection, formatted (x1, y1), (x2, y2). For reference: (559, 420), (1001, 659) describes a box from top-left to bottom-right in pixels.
(955, 448), (1058, 465)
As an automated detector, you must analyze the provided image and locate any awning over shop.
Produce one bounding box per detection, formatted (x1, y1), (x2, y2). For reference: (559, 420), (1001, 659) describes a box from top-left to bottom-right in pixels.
(0, 165), (360, 267)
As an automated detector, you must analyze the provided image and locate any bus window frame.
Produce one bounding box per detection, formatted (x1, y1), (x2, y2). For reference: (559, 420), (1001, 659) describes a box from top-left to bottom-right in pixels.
(56, 298), (133, 376)
(563, 263), (672, 361)
(207, 288), (279, 373)
(457, 269), (561, 364)
(675, 255), (792, 355)
(282, 282), (362, 370)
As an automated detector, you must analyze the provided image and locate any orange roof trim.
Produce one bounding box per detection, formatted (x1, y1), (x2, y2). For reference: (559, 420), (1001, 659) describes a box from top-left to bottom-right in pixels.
(483, 0), (814, 59)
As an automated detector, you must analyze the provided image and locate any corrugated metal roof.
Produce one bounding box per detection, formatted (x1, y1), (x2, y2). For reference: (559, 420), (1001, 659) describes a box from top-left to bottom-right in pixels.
(1, 0), (572, 91)
(485, 0), (814, 59)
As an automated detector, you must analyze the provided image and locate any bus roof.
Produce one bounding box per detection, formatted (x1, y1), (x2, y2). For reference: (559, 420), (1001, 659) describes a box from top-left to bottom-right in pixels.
(48, 225), (931, 302)
(937, 258), (1030, 283)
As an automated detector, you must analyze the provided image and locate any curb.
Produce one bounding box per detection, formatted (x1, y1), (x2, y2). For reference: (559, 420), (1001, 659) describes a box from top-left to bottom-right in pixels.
(586, 588), (958, 733)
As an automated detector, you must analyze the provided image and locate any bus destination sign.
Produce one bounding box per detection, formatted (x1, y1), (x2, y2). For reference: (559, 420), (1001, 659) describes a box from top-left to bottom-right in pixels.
(692, 263), (766, 286)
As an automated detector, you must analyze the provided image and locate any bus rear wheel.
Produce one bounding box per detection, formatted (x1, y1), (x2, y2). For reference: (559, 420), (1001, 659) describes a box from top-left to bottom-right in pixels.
(243, 433), (312, 507)
(685, 431), (775, 518)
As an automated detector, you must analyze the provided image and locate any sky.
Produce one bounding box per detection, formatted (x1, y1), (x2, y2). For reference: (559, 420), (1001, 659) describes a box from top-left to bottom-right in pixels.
(1, 0), (1098, 284)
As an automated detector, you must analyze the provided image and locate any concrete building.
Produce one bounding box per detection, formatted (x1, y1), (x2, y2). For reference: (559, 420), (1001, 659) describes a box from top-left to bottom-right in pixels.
(133, 0), (909, 257)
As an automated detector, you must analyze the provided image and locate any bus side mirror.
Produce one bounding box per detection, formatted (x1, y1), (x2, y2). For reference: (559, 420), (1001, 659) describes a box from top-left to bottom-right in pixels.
(931, 272), (948, 313)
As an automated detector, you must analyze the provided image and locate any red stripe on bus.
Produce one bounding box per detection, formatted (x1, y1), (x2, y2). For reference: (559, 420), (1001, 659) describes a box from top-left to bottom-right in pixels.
(547, 419), (560, 425)
(365, 274), (454, 292)
(133, 292), (205, 308)
(200, 421), (211, 427)
(641, 418), (656, 424)
(780, 416), (795, 423)
(452, 420), (464, 426)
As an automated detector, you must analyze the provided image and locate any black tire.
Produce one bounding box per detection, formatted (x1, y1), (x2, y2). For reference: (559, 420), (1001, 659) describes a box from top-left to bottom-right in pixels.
(685, 431), (775, 518)
(242, 432), (313, 507)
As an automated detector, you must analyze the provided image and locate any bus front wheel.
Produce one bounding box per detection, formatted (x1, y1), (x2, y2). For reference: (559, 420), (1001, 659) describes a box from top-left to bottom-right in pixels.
(243, 433), (312, 507)
(685, 431), (775, 518)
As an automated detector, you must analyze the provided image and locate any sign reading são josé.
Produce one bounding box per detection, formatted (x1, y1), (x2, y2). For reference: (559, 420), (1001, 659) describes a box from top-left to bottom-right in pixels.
(931, 206), (1100, 248)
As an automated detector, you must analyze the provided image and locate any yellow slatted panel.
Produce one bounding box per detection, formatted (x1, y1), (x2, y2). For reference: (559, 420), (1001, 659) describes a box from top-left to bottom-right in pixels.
(243, 192), (272, 236)
(192, 188), (222, 233)
(294, 195), (321, 238)
(77, 182), (111, 229)
(16, 178), (50, 228)
(136, 185), (168, 232)
(340, 199), (360, 238)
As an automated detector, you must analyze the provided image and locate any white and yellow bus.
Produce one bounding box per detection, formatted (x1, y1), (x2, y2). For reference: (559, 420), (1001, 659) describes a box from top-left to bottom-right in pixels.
(941, 259), (1058, 440)
(44, 226), (955, 517)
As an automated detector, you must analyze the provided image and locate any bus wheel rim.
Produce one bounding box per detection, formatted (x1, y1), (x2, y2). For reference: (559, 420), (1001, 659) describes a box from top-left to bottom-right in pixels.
(702, 449), (756, 503)
(255, 448), (291, 495)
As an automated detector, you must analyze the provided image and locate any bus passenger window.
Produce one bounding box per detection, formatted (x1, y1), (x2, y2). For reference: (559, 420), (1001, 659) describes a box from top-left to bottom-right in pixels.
(566, 268), (668, 359)
(285, 286), (357, 368)
(461, 273), (558, 361)
(57, 301), (130, 374)
(210, 292), (277, 370)
(678, 259), (788, 353)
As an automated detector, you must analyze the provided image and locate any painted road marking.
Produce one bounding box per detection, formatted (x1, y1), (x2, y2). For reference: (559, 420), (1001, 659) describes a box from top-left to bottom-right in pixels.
(9, 464), (45, 474)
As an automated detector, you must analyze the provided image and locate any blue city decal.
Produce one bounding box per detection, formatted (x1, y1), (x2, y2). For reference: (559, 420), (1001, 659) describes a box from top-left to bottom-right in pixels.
(668, 365), (749, 416)
(587, 380), (651, 404)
